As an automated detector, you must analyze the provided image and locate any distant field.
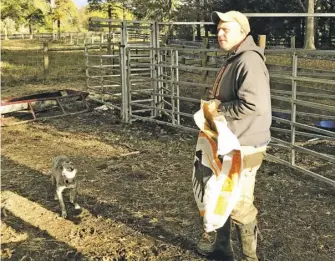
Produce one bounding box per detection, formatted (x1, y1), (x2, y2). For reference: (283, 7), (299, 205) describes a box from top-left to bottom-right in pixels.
(1, 40), (88, 86)
(2, 40), (335, 88)
(266, 53), (335, 71)
(1, 39), (87, 50)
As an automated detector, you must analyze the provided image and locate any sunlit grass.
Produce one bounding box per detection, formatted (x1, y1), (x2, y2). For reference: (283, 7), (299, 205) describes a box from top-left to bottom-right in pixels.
(1, 39), (334, 88)
(2, 40), (44, 50)
(266, 54), (335, 71)
(2, 49), (87, 85)
(1, 39), (87, 50)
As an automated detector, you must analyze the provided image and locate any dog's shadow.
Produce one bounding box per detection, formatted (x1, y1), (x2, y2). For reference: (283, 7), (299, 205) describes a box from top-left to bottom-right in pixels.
(2, 155), (197, 253)
(2, 156), (83, 225)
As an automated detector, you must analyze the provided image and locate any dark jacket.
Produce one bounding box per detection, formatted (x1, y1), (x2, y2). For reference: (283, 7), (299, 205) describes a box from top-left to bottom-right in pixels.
(215, 35), (272, 146)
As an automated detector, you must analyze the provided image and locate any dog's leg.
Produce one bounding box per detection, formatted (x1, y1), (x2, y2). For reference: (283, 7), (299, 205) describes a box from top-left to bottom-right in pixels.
(56, 186), (67, 218)
(51, 174), (55, 186)
(70, 185), (81, 210)
(51, 176), (58, 200)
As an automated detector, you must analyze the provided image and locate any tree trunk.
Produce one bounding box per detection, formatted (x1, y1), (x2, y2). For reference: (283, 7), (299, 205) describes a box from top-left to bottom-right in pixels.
(329, 3), (334, 49)
(314, 0), (322, 48)
(330, 20), (333, 48)
(4, 20), (8, 40)
(196, 0), (201, 41)
(168, 0), (173, 21)
(108, 4), (112, 36)
(57, 19), (61, 40)
(304, 0), (316, 49)
(52, 20), (56, 40)
(29, 24), (33, 39)
(204, 0), (208, 38)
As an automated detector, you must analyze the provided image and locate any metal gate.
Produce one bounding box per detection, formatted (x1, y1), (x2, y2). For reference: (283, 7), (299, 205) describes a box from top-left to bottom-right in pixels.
(86, 19), (157, 121)
(87, 16), (335, 188)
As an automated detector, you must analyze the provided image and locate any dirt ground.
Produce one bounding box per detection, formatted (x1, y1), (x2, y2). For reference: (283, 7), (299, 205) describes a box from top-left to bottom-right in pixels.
(1, 81), (335, 261)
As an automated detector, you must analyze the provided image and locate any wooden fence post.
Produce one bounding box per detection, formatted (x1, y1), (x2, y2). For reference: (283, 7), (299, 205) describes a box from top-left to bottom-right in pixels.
(84, 33), (87, 45)
(291, 36), (296, 48)
(192, 25), (196, 42)
(43, 42), (49, 74)
(258, 35), (266, 49)
(201, 37), (209, 81)
(106, 36), (113, 74)
(107, 35), (112, 55)
(4, 26), (8, 40)
(111, 44), (115, 74)
(63, 33), (67, 43)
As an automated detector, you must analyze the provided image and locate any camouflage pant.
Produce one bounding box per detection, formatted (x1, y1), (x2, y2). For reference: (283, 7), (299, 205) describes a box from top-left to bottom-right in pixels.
(230, 145), (267, 226)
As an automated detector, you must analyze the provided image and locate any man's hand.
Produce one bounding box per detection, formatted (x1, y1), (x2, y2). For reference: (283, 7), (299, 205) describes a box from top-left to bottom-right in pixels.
(200, 99), (222, 137)
(207, 99), (221, 115)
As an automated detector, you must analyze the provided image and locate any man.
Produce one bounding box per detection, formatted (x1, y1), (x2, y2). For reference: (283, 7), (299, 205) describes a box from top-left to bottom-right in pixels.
(196, 11), (272, 261)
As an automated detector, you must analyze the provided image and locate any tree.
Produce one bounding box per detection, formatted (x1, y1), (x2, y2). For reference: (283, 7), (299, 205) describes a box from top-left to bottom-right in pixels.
(1, 0), (27, 24)
(202, 0), (324, 49)
(26, 9), (45, 34)
(26, 0), (50, 34)
(130, 0), (179, 21)
(0, 0), (49, 37)
(53, 0), (79, 36)
(0, 0), (25, 39)
(88, 0), (135, 20)
(304, 0), (316, 49)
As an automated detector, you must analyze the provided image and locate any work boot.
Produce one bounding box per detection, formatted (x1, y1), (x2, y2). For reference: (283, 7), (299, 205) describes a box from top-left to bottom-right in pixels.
(196, 231), (217, 257)
(236, 219), (258, 261)
(211, 216), (234, 261)
(196, 217), (234, 260)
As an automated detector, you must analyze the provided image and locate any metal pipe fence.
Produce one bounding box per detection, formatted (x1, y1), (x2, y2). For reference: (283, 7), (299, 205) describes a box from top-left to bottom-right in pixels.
(86, 18), (335, 188)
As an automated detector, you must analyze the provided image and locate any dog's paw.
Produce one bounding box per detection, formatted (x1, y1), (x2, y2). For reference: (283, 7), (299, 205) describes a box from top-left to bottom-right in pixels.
(74, 203), (81, 210)
(54, 194), (59, 200)
(61, 210), (67, 218)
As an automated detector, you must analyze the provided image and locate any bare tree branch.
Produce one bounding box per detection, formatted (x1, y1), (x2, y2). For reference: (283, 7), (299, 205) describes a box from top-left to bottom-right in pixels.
(297, 0), (307, 12)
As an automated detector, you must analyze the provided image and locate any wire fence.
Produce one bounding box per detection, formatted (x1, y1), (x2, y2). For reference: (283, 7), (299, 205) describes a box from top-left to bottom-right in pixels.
(2, 17), (335, 188)
(84, 19), (335, 188)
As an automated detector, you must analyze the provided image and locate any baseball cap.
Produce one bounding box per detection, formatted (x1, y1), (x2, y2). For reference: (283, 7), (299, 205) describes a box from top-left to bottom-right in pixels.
(211, 11), (250, 34)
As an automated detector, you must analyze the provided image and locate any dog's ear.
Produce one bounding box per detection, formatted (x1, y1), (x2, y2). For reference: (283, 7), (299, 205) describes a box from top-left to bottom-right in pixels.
(68, 162), (76, 172)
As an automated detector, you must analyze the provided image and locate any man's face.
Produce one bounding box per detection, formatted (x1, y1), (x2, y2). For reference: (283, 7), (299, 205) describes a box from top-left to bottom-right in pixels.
(217, 21), (246, 51)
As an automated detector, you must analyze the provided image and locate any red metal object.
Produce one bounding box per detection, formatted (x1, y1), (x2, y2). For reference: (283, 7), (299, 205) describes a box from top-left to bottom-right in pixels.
(1, 89), (89, 126)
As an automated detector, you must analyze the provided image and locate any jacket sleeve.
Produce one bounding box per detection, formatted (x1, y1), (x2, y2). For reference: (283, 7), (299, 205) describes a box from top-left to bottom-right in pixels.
(218, 54), (269, 120)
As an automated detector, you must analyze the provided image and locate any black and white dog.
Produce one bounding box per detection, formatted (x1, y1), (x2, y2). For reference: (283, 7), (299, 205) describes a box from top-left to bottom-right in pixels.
(51, 155), (80, 218)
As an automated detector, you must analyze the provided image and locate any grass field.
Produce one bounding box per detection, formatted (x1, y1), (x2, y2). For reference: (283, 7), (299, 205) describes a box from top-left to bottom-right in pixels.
(1, 40), (87, 86)
(2, 39), (335, 86)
